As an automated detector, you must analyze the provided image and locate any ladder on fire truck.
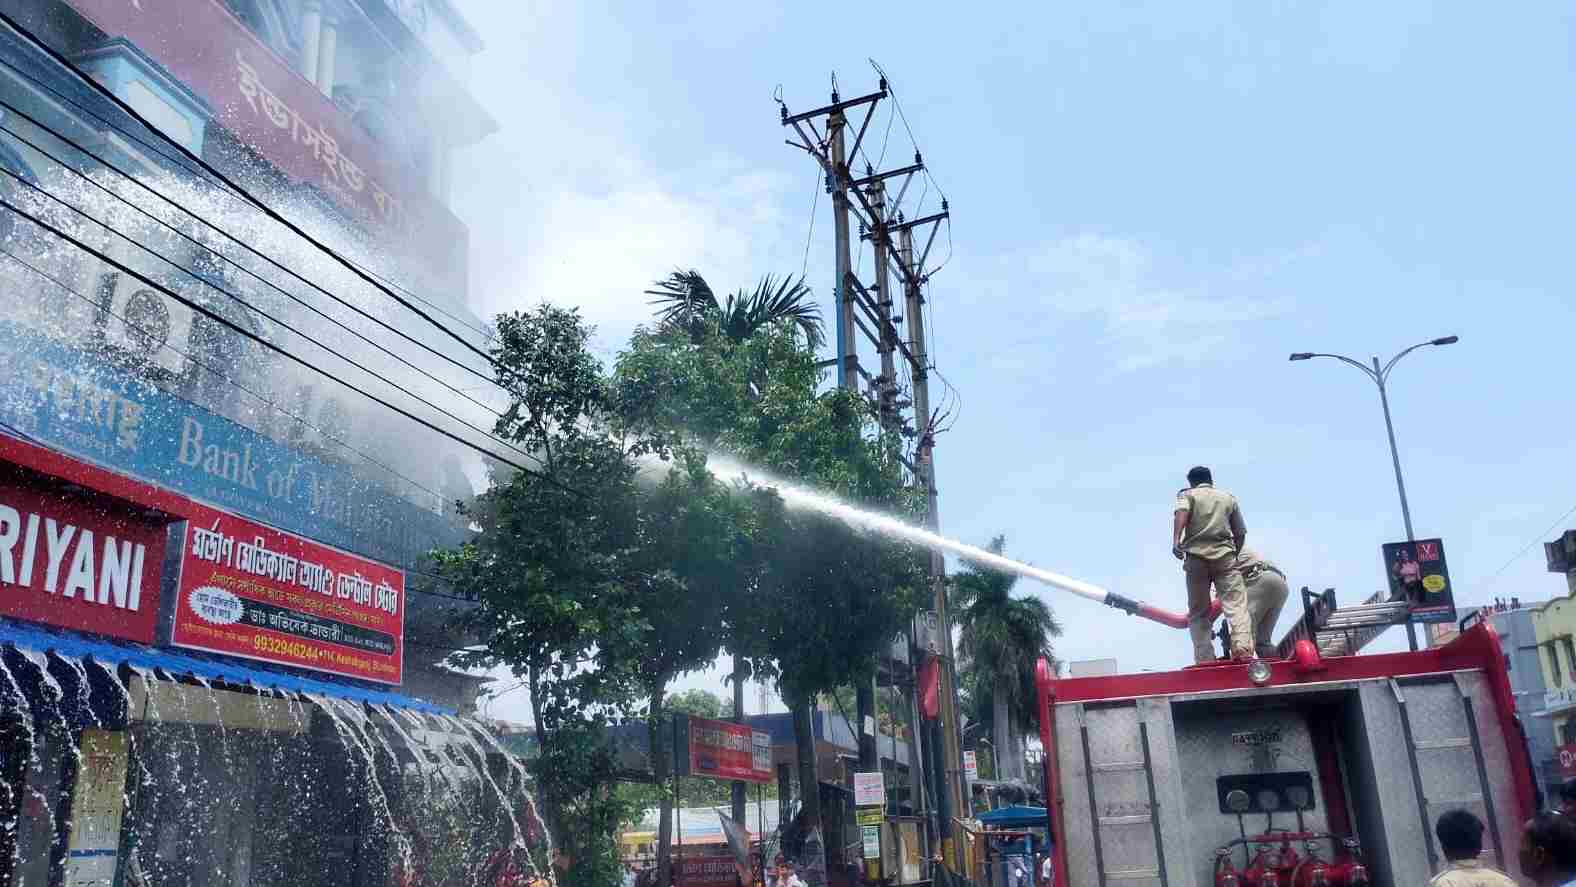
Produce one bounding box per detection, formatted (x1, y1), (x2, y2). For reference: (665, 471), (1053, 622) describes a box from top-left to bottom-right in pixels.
(1273, 587), (1413, 659)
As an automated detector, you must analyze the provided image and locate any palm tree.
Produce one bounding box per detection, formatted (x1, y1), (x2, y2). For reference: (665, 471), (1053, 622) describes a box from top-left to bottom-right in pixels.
(952, 536), (1061, 783)
(646, 269), (824, 349)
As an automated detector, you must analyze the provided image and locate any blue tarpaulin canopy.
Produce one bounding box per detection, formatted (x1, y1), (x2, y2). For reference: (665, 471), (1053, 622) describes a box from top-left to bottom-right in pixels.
(978, 805), (1051, 829)
(0, 618), (453, 715)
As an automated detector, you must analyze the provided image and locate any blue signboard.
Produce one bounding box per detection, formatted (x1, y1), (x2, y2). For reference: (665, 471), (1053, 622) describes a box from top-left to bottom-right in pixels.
(0, 319), (462, 570)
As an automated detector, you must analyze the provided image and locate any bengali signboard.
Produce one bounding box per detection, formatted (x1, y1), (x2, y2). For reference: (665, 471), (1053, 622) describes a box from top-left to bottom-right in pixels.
(1381, 538), (1457, 625)
(63, 0), (469, 291)
(675, 853), (740, 887)
(962, 750), (979, 783)
(685, 716), (773, 783)
(0, 459), (168, 643)
(172, 506), (404, 684)
(0, 318), (460, 571)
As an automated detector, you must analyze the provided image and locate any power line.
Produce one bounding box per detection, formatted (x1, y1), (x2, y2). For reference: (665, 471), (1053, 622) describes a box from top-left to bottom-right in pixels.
(0, 247), (505, 599)
(0, 192), (587, 499)
(0, 96), (501, 393)
(0, 148), (508, 429)
(799, 166), (820, 281)
(0, 246), (452, 508)
(0, 12), (502, 373)
(0, 173), (547, 477)
(1479, 503), (1576, 590)
(0, 15), (494, 347)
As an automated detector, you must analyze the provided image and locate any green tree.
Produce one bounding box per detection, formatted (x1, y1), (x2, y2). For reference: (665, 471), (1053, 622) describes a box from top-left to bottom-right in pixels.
(646, 270), (824, 350)
(613, 316), (926, 878)
(951, 536), (1061, 783)
(436, 305), (760, 887)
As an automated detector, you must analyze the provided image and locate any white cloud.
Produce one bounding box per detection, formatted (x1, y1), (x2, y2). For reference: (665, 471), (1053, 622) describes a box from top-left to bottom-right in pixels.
(1008, 233), (1291, 372)
(469, 164), (795, 359)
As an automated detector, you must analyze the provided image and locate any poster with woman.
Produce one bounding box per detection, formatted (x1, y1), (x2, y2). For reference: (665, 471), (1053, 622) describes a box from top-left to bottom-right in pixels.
(1381, 539), (1456, 624)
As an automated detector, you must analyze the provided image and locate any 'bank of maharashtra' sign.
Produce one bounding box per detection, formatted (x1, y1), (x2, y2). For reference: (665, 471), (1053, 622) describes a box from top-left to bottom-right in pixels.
(0, 319), (459, 570)
(0, 464), (168, 643)
(173, 506), (405, 684)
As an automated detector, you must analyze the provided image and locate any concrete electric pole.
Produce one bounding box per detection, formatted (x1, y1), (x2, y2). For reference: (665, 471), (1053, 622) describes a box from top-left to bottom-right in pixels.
(780, 73), (961, 881)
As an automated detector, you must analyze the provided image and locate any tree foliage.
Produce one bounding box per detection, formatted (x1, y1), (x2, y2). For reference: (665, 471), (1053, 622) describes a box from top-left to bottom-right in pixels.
(952, 536), (1061, 780)
(436, 279), (925, 887)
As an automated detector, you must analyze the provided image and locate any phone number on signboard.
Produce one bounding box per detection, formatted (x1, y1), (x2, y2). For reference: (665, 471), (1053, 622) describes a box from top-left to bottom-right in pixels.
(254, 634), (325, 662)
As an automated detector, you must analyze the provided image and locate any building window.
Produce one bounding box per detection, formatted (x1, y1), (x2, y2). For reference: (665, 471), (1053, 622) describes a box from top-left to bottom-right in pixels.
(1551, 645), (1564, 687)
(1563, 720), (1576, 746)
(1563, 639), (1576, 681)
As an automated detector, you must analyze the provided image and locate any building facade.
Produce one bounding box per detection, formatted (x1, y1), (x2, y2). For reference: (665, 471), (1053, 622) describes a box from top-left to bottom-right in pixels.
(0, 2), (538, 884)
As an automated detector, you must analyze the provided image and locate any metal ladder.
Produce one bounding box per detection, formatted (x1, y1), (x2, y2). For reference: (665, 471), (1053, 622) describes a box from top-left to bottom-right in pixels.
(1274, 587), (1412, 659)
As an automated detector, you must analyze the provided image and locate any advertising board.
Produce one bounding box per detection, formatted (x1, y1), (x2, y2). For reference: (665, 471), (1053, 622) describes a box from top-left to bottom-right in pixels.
(172, 506), (404, 684)
(1381, 538), (1456, 624)
(0, 460), (168, 643)
(854, 771), (885, 807)
(685, 716), (773, 783)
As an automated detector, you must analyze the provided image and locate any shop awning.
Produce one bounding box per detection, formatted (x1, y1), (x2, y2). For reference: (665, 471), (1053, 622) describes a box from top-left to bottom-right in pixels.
(0, 618), (452, 715)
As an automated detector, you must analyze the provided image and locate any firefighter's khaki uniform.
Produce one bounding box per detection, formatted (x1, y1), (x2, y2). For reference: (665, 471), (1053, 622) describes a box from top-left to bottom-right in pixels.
(1175, 484), (1251, 662)
(1428, 858), (1516, 887)
(1236, 548), (1289, 658)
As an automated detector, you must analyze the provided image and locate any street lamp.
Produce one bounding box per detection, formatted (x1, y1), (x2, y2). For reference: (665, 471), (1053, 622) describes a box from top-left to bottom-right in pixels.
(1289, 336), (1459, 647)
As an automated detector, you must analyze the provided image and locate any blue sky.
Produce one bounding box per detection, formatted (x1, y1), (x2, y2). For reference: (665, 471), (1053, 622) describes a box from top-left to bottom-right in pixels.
(450, 1), (1576, 720)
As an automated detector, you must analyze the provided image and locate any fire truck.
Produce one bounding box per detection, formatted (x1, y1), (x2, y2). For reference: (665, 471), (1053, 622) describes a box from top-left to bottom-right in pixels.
(1033, 610), (1537, 887)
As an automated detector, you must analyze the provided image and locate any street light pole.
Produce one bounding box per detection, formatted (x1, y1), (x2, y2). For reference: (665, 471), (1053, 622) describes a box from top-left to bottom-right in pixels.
(1371, 355), (1416, 543)
(1289, 336), (1458, 650)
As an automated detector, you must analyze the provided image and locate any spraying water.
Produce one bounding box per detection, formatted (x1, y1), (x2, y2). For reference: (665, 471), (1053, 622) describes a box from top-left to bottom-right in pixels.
(700, 455), (1198, 629)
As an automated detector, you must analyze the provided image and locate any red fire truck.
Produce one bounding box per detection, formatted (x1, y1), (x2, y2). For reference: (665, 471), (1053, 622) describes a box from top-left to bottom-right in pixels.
(1034, 621), (1536, 887)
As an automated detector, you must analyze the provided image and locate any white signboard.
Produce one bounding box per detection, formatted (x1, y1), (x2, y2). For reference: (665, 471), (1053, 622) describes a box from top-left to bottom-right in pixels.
(963, 750), (979, 783)
(64, 730), (129, 887)
(862, 825), (882, 860)
(751, 730), (772, 773)
(854, 771), (885, 807)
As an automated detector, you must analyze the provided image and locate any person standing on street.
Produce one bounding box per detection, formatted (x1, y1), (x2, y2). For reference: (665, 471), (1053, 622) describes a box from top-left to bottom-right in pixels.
(1430, 810), (1517, 887)
(1518, 812), (1576, 887)
(1236, 548), (1290, 658)
(1173, 466), (1252, 662)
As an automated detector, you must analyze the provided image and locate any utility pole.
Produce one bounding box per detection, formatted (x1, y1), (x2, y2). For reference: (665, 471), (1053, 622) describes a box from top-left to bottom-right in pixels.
(781, 74), (959, 880)
(900, 221), (966, 870)
(828, 107), (857, 392)
(870, 178), (899, 430)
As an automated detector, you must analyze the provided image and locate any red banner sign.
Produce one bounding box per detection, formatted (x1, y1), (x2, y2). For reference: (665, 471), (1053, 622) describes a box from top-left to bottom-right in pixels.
(63, 0), (467, 290)
(1559, 744), (1576, 779)
(172, 507), (404, 684)
(687, 716), (773, 784)
(0, 462), (169, 643)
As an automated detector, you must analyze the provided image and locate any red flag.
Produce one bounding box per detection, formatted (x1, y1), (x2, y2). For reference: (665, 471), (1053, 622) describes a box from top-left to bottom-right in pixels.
(919, 655), (941, 719)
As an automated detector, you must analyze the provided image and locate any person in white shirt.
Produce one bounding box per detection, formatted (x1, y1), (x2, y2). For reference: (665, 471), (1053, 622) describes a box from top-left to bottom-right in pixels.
(1039, 853), (1054, 887)
(1430, 810), (1515, 887)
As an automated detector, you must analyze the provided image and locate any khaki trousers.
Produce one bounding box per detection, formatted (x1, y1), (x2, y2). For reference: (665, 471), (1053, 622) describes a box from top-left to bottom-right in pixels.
(1250, 572), (1290, 658)
(1185, 553), (1252, 662)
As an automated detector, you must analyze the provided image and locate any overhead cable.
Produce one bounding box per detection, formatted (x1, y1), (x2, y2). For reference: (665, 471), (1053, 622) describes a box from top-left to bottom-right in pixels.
(0, 152), (509, 427)
(0, 96), (501, 392)
(0, 193), (587, 499)
(0, 11), (503, 371)
(0, 173), (547, 476)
